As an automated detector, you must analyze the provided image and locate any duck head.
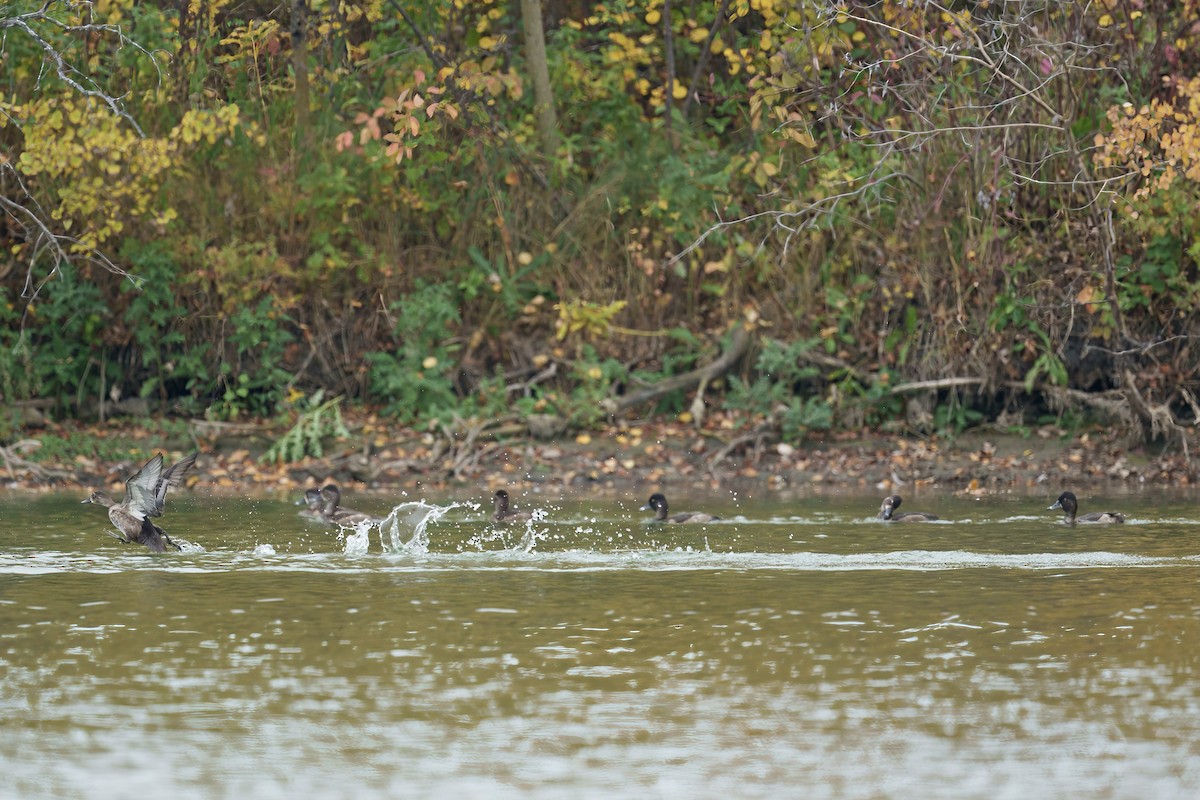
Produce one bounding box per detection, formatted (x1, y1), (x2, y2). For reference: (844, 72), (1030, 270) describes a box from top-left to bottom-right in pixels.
(81, 491), (115, 509)
(1048, 491), (1078, 515)
(879, 495), (902, 520)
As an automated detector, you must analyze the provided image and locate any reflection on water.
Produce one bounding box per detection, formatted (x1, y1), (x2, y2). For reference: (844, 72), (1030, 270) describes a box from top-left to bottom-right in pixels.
(2, 491), (1200, 798)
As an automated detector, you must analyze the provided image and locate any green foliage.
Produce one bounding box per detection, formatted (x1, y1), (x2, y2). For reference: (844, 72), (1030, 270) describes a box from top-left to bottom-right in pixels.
(120, 241), (209, 410)
(24, 431), (150, 465)
(727, 338), (833, 441)
(458, 372), (515, 422)
(933, 400), (985, 439)
(0, 289), (32, 404)
(0, 263), (112, 411)
(460, 246), (551, 326)
(2, 0), (1198, 441)
(1119, 236), (1200, 312)
(260, 391), (350, 465)
(366, 281), (461, 423)
(988, 290), (1068, 391)
(564, 349), (628, 429)
(208, 297), (295, 419)
(882, 306), (921, 367)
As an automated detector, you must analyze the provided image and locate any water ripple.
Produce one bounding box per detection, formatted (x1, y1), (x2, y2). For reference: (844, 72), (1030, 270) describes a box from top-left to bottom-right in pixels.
(0, 548), (1194, 575)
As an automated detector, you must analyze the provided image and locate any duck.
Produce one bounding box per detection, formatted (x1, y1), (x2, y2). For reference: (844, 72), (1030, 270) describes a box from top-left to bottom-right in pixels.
(1047, 491), (1125, 525)
(319, 484), (382, 527)
(295, 487), (326, 521)
(492, 489), (532, 523)
(878, 495), (938, 522)
(81, 452), (198, 552)
(641, 492), (719, 524)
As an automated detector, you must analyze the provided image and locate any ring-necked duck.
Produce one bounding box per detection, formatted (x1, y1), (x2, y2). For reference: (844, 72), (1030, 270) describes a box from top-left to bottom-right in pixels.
(878, 495), (938, 522)
(1047, 491), (1125, 525)
(641, 493), (719, 524)
(493, 489), (532, 523)
(295, 487), (326, 521)
(319, 484), (381, 526)
(82, 452), (198, 552)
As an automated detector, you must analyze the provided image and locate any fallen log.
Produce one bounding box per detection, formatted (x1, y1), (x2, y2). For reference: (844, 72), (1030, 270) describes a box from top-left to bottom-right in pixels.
(600, 326), (752, 416)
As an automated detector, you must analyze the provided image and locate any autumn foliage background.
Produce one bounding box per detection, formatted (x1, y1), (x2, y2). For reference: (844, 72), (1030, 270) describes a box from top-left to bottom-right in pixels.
(2, 0), (1200, 446)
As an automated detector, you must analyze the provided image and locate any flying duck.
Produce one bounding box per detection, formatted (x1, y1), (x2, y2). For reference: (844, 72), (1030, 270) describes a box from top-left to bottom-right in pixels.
(81, 452), (198, 552)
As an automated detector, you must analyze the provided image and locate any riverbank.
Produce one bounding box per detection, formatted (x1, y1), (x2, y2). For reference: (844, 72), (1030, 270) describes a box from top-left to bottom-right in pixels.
(2, 414), (1195, 498)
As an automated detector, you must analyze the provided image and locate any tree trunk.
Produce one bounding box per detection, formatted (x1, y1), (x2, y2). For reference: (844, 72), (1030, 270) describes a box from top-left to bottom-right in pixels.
(291, 0), (310, 145)
(662, 0), (676, 151)
(519, 0), (558, 158)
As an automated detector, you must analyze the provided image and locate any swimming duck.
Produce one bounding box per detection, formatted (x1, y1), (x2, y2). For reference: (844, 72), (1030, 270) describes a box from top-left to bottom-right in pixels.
(1047, 491), (1125, 525)
(81, 452), (198, 552)
(641, 493), (719, 524)
(492, 489), (532, 523)
(878, 495), (938, 522)
(295, 487), (326, 521)
(319, 484), (381, 527)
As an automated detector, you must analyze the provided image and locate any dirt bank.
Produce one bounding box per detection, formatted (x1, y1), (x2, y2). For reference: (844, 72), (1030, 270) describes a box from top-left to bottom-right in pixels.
(2, 414), (1195, 499)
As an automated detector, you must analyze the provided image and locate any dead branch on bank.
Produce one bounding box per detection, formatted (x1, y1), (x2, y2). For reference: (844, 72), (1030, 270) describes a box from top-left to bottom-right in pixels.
(709, 427), (775, 470)
(0, 440), (74, 482)
(600, 326), (752, 417)
(891, 377), (1189, 451)
(427, 414), (525, 479)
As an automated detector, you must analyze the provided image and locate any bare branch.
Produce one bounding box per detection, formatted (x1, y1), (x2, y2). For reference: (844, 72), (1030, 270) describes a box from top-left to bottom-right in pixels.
(667, 171), (914, 268)
(1, 1), (162, 295)
(0, 4), (162, 136)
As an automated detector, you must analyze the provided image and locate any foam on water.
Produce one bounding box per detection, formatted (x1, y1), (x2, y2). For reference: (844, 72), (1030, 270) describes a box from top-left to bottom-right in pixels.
(0, 547), (1195, 576)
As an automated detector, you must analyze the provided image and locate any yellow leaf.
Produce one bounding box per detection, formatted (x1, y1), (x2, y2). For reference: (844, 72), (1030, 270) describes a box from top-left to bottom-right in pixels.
(789, 129), (817, 148)
(1098, 14), (1113, 27)
(645, 10), (660, 24)
(672, 82), (687, 100)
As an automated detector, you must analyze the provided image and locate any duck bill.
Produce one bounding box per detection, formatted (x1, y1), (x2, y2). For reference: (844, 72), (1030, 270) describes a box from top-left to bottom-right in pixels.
(1047, 501), (1063, 510)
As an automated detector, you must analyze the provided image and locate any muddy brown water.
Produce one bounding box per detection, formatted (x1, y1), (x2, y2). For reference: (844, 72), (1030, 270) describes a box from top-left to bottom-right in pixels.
(2, 488), (1199, 798)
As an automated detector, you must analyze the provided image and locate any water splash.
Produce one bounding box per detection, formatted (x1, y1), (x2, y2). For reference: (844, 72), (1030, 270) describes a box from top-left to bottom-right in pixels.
(515, 508), (549, 553)
(339, 522), (372, 555)
(377, 500), (469, 554)
(464, 526), (513, 552)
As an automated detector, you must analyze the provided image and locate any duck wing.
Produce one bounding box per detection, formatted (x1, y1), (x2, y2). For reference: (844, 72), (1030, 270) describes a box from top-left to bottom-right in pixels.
(152, 452), (198, 516)
(125, 452), (198, 519)
(122, 454), (165, 519)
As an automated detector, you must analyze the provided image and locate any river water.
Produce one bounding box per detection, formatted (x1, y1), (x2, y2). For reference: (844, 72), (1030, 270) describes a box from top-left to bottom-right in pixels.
(2, 488), (1199, 798)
